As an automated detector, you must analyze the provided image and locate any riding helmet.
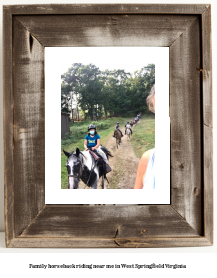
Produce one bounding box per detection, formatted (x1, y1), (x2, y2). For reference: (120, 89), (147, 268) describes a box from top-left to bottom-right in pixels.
(88, 124), (96, 131)
(117, 122), (119, 124)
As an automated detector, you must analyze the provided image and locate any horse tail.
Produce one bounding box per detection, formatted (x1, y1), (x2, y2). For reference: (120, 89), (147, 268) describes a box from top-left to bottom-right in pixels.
(100, 146), (113, 158)
(107, 150), (113, 157)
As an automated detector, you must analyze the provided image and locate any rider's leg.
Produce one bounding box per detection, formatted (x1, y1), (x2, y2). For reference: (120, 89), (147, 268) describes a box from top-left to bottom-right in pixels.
(118, 129), (123, 137)
(96, 146), (108, 164)
(96, 146), (111, 174)
(130, 128), (133, 134)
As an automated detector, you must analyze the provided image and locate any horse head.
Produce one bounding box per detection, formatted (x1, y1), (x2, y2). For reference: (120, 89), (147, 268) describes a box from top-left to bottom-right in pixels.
(63, 148), (84, 189)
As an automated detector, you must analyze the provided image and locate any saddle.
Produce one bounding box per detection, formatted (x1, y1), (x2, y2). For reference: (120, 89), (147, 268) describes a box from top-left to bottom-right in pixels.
(89, 150), (100, 161)
(88, 149), (110, 182)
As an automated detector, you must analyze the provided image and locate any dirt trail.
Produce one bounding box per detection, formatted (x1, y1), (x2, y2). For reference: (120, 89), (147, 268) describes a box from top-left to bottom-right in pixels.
(105, 128), (140, 189)
(79, 127), (140, 189)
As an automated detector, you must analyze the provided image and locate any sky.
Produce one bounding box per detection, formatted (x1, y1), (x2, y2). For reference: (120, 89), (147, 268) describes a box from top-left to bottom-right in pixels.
(46, 47), (160, 75)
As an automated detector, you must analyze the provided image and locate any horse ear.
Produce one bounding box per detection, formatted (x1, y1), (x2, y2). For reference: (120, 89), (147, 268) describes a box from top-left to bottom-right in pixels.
(76, 148), (80, 157)
(63, 149), (70, 158)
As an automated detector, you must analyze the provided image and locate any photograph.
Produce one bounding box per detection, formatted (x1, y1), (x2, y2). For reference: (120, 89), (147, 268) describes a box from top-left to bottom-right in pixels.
(45, 46), (169, 204)
(61, 60), (155, 189)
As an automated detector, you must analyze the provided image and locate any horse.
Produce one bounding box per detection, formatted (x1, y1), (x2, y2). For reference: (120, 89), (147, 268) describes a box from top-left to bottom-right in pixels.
(63, 147), (112, 189)
(114, 129), (122, 149)
(126, 127), (131, 141)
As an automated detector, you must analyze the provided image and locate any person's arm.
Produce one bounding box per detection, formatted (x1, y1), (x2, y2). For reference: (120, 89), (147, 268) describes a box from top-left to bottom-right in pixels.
(92, 139), (100, 150)
(134, 150), (151, 189)
(84, 139), (88, 150)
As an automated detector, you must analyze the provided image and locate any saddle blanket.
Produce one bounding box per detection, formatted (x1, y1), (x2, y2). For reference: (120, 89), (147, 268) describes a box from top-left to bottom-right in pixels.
(89, 150), (100, 161)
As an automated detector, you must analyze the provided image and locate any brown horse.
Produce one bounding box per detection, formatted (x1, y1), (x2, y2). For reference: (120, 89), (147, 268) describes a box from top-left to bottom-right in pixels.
(114, 129), (122, 149)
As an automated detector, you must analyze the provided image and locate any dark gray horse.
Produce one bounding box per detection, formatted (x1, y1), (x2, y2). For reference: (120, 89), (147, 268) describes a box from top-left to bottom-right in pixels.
(63, 147), (112, 189)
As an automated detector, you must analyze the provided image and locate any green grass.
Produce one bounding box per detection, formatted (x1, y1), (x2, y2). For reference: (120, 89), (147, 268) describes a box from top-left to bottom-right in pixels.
(130, 115), (155, 158)
(61, 117), (126, 189)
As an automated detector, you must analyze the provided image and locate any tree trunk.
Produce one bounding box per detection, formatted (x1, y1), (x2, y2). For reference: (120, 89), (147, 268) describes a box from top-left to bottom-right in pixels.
(77, 105), (79, 121)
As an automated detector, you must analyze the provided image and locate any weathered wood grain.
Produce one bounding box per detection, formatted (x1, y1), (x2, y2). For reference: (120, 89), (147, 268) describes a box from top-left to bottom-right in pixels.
(4, 4), (207, 15)
(170, 17), (202, 234)
(8, 237), (212, 248)
(202, 6), (212, 129)
(3, 4), (213, 248)
(204, 125), (213, 244)
(20, 205), (198, 238)
(16, 15), (197, 47)
(3, 7), (14, 247)
(201, 6), (213, 244)
(12, 17), (45, 237)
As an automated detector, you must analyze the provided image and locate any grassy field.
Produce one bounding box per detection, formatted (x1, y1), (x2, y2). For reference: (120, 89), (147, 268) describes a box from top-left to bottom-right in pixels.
(130, 115), (155, 158)
(61, 117), (126, 189)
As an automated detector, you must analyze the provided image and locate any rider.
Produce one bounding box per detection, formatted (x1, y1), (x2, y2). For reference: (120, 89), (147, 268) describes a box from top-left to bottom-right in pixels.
(84, 124), (112, 173)
(113, 122), (124, 138)
(125, 121), (133, 135)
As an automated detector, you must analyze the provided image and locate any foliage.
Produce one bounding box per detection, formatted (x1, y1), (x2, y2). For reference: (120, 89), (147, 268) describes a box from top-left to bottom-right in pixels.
(61, 63), (155, 119)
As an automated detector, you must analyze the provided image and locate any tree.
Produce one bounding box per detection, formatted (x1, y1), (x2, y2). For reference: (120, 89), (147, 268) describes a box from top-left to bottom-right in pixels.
(61, 63), (155, 119)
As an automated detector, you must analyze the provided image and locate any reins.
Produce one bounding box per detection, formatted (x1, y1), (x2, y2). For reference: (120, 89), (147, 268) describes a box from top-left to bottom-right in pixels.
(67, 150), (108, 189)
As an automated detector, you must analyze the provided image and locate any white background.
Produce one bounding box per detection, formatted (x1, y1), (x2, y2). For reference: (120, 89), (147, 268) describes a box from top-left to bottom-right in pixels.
(0, 0), (216, 276)
(45, 47), (170, 204)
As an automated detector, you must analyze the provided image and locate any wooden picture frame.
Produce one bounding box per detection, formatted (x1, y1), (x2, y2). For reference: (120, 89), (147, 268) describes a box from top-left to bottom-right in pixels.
(3, 4), (213, 248)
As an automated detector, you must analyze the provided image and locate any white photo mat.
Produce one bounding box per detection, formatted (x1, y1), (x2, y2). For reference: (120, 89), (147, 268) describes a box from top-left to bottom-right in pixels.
(45, 47), (170, 204)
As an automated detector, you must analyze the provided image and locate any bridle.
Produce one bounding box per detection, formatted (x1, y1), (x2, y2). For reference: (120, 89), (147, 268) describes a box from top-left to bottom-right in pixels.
(67, 149), (109, 189)
(67, 156), (83, 181)
(67, 151), (98, 189)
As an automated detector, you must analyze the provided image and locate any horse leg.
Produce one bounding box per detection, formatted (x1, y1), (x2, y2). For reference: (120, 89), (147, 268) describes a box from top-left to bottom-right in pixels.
(91, 179), (98, 189)
(101, 176), (104, 189)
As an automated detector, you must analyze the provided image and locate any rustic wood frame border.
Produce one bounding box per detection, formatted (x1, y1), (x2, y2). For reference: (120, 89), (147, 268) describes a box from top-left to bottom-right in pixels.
(3, 4), (213, 248)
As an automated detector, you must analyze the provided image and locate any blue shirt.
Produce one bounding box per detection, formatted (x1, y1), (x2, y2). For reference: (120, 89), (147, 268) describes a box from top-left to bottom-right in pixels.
(85, 134), (100, 148)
